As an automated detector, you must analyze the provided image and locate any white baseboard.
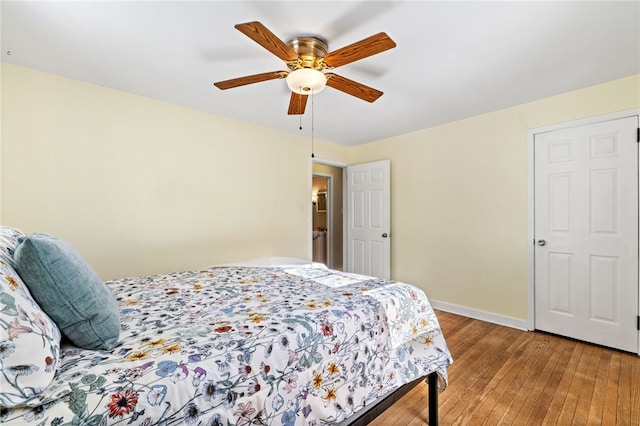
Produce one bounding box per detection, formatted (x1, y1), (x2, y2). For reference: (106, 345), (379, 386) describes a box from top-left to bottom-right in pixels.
(430, 300), (529, 331)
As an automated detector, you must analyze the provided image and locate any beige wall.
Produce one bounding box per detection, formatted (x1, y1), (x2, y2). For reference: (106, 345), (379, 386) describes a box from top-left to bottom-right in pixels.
(2, 63), (638, 322)
(349, 74), (640, 321)
(0, 64), (348, 279)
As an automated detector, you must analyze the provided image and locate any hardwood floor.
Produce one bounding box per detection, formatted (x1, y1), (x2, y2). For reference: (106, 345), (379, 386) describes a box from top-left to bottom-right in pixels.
(371, 310), (640, 425)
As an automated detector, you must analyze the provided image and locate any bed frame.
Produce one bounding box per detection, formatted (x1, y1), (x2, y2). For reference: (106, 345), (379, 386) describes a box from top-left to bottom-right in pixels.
(339, 372), (439, 426)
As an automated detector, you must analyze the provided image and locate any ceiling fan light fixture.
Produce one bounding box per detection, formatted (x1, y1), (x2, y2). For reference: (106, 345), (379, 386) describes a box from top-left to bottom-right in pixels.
(286, 68), (327, 95)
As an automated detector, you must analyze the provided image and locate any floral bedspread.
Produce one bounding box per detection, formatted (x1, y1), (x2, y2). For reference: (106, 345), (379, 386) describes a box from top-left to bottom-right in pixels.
(1, 266), (452, 425)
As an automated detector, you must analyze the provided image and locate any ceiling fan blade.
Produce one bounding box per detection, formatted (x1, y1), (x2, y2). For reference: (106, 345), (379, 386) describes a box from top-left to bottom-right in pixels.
(325, 73), (383, 102)
(214, 71), (287, 90)
(323, 32), (396, 68)
(235, 21), (299, 62)
(288, 92), (308, 115)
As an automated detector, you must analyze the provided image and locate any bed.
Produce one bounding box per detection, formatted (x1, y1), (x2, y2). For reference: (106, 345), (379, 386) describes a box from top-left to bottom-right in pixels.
(0, 227), (452, 425)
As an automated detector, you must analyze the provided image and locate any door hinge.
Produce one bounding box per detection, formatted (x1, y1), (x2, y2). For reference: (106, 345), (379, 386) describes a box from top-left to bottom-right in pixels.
(637, 128), (639, 143)
(637, 315), (640, 331)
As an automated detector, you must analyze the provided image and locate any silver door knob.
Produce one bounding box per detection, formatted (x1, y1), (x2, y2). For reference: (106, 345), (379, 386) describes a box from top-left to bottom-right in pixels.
(537, 239), (546, 246)
(381, 233), (388, 238)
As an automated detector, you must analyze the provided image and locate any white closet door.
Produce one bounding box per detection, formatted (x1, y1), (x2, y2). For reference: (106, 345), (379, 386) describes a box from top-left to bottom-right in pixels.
(534, 116), (638, 353)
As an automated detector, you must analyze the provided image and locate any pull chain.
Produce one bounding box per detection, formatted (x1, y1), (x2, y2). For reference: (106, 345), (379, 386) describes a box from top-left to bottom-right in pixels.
(311, 90), (315, 158)
(294, 88), (315, 158)
(299, 88), (303, 130)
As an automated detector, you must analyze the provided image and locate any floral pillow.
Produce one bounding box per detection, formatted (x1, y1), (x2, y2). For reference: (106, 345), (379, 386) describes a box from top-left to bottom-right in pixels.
(0, 226), (25, 266)
(0, 252), (62, 407)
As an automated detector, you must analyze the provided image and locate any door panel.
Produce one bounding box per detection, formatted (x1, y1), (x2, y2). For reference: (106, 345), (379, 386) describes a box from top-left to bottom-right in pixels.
(548, 252), (573, 315)
(590, 255), (618, 323)
(591, 169), (617, 233)
(534, 116), (638, 353)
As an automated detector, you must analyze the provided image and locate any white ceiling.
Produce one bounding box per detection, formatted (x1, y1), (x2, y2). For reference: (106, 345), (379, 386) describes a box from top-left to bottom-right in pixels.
(2, 1), (639, 146)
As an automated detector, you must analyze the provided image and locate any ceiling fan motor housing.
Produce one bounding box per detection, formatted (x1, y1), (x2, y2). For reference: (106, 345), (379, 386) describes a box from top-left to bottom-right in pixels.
(286, 37), (328, 70)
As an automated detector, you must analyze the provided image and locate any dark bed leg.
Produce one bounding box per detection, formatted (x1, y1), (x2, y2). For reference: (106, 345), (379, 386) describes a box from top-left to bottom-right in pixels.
(428, 372), (438, 426)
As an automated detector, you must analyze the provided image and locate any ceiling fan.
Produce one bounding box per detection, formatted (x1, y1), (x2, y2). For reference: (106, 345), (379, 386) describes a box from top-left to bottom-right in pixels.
(213, 21), (396, 115)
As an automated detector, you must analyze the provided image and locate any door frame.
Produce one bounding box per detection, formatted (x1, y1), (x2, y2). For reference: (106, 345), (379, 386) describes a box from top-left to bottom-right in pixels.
(312, 157), (349, 269)
(312, 173), (333, 267)
(526, 108), (640, 355)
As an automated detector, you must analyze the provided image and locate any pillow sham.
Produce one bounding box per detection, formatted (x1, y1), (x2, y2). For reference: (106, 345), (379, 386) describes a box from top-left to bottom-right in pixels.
(13, 233), (120, 350)
(0, 262), (61, 408)
(0, 226), (26, 266)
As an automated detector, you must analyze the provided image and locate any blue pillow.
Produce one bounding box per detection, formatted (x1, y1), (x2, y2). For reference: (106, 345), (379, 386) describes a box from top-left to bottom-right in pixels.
(13, 234), (120, 350)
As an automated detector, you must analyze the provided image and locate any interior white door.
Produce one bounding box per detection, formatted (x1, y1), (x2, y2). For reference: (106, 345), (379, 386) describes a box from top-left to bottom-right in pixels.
(534, 116), (638, 353)
(346, 160), (391, 279)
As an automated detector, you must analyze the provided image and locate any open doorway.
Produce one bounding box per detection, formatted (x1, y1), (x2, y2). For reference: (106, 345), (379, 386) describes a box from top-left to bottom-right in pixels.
(312, 175), (329, 265)
(312, 164), (343, 271)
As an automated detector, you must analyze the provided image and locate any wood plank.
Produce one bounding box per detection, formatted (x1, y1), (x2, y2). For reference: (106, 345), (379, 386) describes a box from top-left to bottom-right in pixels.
(439, 323), (518, 421)
(527, 337), (577, 422)
(630, 351), (640, 424)
(618, 352), (634, 423)
(586, 349), (612, 425)
(543, 342), (584, 424)
(496, 336), (555, 425)
(465, 333), (537, 425)
(512, 334), (567, 423)
(571, 344), (598, 424)
(601, 351), (621, 425)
